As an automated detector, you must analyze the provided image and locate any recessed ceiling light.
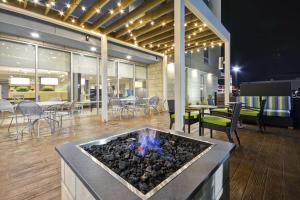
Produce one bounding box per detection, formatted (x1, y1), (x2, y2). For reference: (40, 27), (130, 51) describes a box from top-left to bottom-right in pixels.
(30, 32), (39, 38)
(126, 55), (132, 60)
(90, 47), (97, 52)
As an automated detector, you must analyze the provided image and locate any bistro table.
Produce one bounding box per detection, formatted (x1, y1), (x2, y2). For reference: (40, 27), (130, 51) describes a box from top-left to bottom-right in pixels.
(185, 104), (217, 135)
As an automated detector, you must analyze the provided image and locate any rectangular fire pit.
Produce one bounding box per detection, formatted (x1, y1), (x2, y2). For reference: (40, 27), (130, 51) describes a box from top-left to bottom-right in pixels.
(56, 126), (235, 200)
(78, 128), (213, 199)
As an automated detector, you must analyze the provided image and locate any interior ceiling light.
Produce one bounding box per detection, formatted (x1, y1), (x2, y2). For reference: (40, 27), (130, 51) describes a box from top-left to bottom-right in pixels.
(30, 32), (40, 38)
(126, 55), (132, 59)
(90, 47), (97, 52)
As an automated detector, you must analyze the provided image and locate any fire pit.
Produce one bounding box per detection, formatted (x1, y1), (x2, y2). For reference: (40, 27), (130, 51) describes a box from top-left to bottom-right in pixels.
(78, 128), (213, 199)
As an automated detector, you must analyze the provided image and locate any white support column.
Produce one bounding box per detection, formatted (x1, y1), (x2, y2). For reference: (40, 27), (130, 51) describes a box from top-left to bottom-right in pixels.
(224, 40), (231, 105)
(162, 55), (168, 110)
(101, 35), (108, 122)
(174, 0), (186, 131)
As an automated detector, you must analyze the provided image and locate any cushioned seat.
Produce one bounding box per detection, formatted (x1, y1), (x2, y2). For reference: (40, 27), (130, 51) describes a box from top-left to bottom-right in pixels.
(171, 112), (199, 120)
(240, 109), (260, 117)
(264, 109), (290, 117)
(211, 108), (230, 113)
(201, 115), (231, 126)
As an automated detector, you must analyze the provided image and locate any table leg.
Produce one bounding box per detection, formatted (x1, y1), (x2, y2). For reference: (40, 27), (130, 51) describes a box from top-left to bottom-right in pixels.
(199, 110), (202, 136)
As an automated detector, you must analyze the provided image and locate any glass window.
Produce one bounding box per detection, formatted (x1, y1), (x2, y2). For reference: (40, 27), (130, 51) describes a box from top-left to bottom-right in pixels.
(37, 47), (71, 101)
(73, 54), (97, 103)
(118, 62), (134, 97)
(204, 49), (209, 64)
(135, 66), (147, 98)
(107, 60), (118, 98)
(0, 40), (36, 102)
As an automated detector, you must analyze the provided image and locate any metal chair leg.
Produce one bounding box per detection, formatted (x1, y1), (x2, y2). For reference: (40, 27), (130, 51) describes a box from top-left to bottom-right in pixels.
(234, 129), (241, 146)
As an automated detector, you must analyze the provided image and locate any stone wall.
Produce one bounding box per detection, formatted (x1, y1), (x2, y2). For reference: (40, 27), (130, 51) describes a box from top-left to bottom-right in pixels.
(147, 62), (164, 109)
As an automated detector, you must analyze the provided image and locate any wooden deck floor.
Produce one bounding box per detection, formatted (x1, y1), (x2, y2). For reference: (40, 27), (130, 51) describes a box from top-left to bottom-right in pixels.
(0, 113), (299, 200)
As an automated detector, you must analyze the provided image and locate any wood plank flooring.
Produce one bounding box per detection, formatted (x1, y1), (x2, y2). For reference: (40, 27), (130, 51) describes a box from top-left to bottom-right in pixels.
(0, 113), (299, 200)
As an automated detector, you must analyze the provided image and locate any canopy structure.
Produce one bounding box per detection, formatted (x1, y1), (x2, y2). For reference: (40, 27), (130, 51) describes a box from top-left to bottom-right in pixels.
(0, 0), (230, 129)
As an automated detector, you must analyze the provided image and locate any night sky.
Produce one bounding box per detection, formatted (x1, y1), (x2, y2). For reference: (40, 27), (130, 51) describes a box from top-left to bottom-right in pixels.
(222, 0), (300, 83)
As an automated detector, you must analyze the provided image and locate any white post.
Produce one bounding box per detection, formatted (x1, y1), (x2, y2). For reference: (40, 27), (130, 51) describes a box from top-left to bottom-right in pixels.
(224, 40), (231, 105)
(162, 55), (168, 110)
(101, 35), (108, 122)
(174, 0), (185, 131)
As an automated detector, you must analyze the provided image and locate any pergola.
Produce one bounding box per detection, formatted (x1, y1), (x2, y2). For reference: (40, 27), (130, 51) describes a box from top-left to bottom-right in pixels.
(0, 0), (230, 131)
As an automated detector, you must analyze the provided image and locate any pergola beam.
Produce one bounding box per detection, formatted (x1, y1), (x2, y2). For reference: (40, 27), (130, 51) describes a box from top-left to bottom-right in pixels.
(23, 0), (28, 9)
(91, 0), (135, 30)
(115, 1), (174, 38)
(63, 0), (82, 21)
(44, 0), (53, 15)
(139, 22), (206, 47)
(103, 0), (165, 35)
(78, 0), (110, 26)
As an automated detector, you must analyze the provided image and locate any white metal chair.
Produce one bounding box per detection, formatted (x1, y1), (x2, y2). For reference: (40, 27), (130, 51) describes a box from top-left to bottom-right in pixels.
(0, 99), (16, 132)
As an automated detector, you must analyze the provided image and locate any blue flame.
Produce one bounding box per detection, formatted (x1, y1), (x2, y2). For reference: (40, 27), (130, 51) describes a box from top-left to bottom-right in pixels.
(128, 129), (173, 160)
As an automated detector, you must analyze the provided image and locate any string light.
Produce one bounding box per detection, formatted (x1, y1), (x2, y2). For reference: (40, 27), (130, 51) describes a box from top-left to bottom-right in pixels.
(193, 32), (196, 36)
(59, 11), (64, 16)
(46, 3), (50, 8)
(50, 1), (55, 6)
(157, 44), (160, 48)
(162, 22), (166, 26)
(127, 29), (131, 33)
(139, 20), (143, 24)
(203, 23), (207, 27)
(150, 44), (153, 48)
(190, 50), (194, 53)
(81, 6), (86, 11)
(134, 41), (138, 45)
(199, 27), (203, 32)
(204, 47), (207, 50)
(150, 21), (154, 25)
(203, 42), (206, 46)
(110, 9), (114, 14)
(130, 33), (133, 37)
(117, 2), (121, 7)
(196, 42), (199, 46)
(129, 21), (133, 24)
(218, 42), (222, 47)
(188, 43), (191, 47)
(33, 0), (39, 3)
(164, 44), (168, 47)
(120, 9), (124, 14)
(188, 35), (191, 39)
(96, 8), (100, 13)
(2, 0), (7, 3)
(71, 18), (75, 23)
(81, 24), (85, 28)
(194, 23), (198, 27)
(197, 49), (200, 52)
(66, 3), (70, 8)
(184, 23), (187, 27)
(125, 24), (129, 28)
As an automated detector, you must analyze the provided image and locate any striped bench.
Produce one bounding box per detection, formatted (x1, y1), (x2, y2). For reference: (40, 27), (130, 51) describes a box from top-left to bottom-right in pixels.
(263, 96), (291, 117)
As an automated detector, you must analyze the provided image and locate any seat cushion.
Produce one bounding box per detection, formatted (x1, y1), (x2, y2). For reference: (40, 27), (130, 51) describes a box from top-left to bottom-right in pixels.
(264, 109), (290, 117)
(211, 108), (230, 113)
(201, 115), (231, 126)
(171, 112), (199, 120)
(240, 109), (260, 117)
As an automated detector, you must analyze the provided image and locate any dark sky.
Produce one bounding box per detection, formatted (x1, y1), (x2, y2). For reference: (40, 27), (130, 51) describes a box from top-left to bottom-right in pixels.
(222, 0), (300, 83)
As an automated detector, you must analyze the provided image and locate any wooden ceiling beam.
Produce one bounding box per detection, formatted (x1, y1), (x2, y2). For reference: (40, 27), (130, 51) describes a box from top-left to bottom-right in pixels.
(45, 0), (54, 15)
(23, 0), (28, 9)
(123, 11), (194, 42)
(139, 21), (205, 46)
(78, 0), (110, 26)
(114, 1), (174, 38)
(157, 35), (219, 53)
(153, 31), (214, 51)
(63, 0), (82, 21)
(91, 0), (135, 30)
(135, 19), (201, 44)
(103, 0), (165, 35)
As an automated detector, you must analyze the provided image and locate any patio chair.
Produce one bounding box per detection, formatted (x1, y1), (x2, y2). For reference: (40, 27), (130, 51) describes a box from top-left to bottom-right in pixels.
(239, 99), (266, 132)
(168, 100), (200, 133)
(135, 97), (148, 115)
(16, 101), (55, 138)
(53, 102), (74, 129)
(0, 99), (16, 132)
(109, 98), (124, 119)
(147, 96), (160, 114)
(200, 102), (242, 145)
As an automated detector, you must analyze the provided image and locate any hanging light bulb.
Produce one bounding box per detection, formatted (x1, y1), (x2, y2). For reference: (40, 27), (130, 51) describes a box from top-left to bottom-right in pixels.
(59, 11), (64, 16)
(66, 3), (70, 8)
(117, 2), (121, 7)
(96, 8), (100, 13)
(81, 6), (86, 11)
(120, 9), (124, 14)
(150, 21), (154, 25)
(110, 9), (114, 14)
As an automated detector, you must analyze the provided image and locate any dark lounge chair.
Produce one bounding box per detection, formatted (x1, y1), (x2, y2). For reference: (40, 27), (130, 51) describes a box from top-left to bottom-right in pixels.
(200, 103), (242, 145)
(168, 100), (200, 133)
